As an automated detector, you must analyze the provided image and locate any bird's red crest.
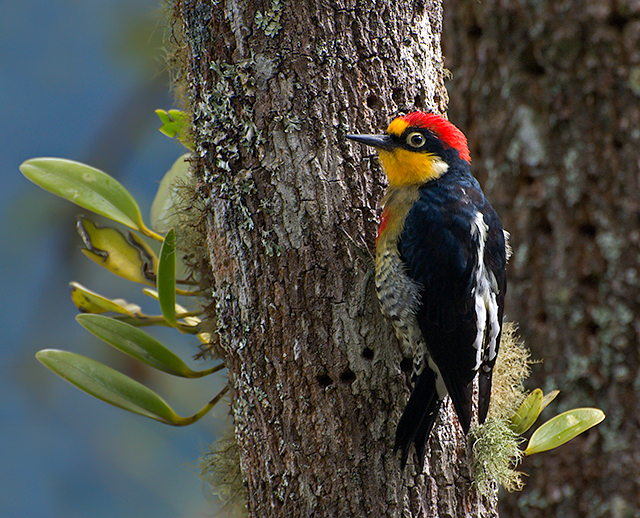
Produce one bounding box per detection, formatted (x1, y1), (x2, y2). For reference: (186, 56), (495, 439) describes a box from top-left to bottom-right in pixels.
(400, 112), (471, 163)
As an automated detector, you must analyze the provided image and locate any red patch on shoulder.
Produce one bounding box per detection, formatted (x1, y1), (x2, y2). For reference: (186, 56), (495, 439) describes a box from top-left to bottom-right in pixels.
(401, 112), (471, 163)
(377, 208), (391, 243)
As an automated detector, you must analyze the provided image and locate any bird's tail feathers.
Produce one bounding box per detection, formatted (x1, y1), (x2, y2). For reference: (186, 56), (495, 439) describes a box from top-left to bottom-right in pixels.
(395, 368), (441, 468)
(477, 368), (493, 424)
(441, 373), (474, 434)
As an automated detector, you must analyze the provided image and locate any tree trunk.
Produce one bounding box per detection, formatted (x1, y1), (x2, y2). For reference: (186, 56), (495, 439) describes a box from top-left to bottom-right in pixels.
(177, 0), (498, 516)
(443, 1), (640, 517)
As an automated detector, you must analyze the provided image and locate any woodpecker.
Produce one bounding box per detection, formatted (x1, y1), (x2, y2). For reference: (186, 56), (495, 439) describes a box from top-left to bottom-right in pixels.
(347, 112), (507, 467)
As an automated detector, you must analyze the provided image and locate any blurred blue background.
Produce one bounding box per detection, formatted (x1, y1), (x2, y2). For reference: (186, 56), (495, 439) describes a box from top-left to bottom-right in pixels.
(1, 1), (230, 517)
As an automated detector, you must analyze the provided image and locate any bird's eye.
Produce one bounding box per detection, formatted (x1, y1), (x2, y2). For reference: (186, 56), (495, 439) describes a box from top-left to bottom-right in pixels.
(406, 132), (425, 148)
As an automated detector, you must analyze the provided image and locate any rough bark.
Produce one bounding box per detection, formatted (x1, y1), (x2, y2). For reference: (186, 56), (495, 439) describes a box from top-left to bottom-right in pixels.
(177, 0), (498, 516)
(443, 1), (640, 517)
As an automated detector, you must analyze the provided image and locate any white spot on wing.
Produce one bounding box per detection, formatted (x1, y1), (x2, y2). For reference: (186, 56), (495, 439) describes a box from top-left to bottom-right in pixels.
(470, 212), (500, 370)
(471, 211), (488, 242)
(504, 229), (512, 262)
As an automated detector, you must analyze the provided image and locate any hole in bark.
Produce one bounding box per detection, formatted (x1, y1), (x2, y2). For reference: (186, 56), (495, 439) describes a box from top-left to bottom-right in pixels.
(579, 223), (597, 238)
(362, 347), (374, 360)
(340, 369), (356, 384)
(317, 374), (333, 388)
(392, 88), (404, 106)
(580, 272), (601, 288)
(413, 93), (423, 109)
(367, 95), (382, 110)
(538, 216), (552, 235)
(521, 44), (545, 76)
(400, 357), (413, 373)
(467, 24), (482, 39)
(608, 11), (627, 31)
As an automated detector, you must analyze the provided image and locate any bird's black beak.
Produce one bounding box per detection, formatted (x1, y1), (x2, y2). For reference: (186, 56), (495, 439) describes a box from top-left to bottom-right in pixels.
(346, 133), (394, 151)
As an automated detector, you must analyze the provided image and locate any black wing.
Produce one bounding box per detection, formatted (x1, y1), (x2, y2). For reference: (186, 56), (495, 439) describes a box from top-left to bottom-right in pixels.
(477, 207), (507, 423)
(399, 175), (505, 436)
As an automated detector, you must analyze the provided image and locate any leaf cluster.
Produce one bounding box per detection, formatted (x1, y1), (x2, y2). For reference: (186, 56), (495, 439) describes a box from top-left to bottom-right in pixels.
(19, 111), (226, 426)
(471, 327), (605, 496)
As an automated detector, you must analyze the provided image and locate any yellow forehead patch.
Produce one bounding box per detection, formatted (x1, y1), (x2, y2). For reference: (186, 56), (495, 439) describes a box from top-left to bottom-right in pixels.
(386, 117), (409, 137)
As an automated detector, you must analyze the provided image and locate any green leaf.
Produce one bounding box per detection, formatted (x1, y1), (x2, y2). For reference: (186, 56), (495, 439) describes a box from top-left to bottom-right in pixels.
(77, 217), (156, 285)
(110, 315), (171, 328)
(20, 158), (144, 231)
(150, 154), (191, 233)
(36, 349), (181, 424)
(70, 282), (141, 316)
(155, 109), (193, 149)
(142, 288), (207, 339)
(524, 408), (606, 455)
(76, 314), (221, 378)
(540, 389), (560, 412)
(157, 228), (177, 327)
(142, 287), (199, 321)
(510, 388), (543, 435)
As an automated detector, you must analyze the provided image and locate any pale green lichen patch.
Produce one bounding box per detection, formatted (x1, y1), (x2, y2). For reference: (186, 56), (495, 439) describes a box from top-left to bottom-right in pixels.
(193, 57), (264, 235)
(471, 417), (525, 495)
(200, 428), (248, 517)
(254, 0), (283, 38)
(471, 323), (532, 495)
(489, 323), (532, 421)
